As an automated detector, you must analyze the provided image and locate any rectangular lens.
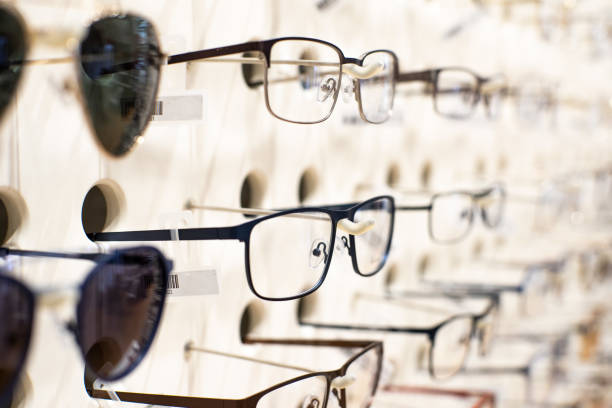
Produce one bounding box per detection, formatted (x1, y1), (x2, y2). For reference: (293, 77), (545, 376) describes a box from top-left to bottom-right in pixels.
(266, 39), (342, 123)
(256, 374), (328, 408)
(479, 186), (505, 228)
(430, 193), (474, 243)
(352, 197), (393, 276)
(357, 51), (396, 123)
(430, 316), (473, 380)
(342, 346), (381, 408)
(434, 69), (478, 119)
(249, 211), (333, 299)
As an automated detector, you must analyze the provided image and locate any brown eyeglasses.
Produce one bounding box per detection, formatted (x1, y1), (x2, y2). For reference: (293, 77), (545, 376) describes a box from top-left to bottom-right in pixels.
(85, 338), (383, 408)
(380, 385), (496, 408)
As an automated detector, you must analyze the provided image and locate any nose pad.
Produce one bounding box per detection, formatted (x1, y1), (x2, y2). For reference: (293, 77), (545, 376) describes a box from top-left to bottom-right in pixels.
(333, 235), (351, 255)
(301, 394), (321, 408)
(341, 78), (355, 103)
(317, 76), (337, 102)
(309, 239), (329, 268)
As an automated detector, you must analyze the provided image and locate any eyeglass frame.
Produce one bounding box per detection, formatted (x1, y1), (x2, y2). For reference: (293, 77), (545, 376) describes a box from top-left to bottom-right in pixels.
(0, 245), (172, 402)
(297, 292), (499, 379)
(85, 338), (383, 408)
(167, 37), (399, 124)
(88, 195), (395, 301)
(396, 67), (505, 120)
(396, 183), (506, 244)
(381, 384), (496, 408)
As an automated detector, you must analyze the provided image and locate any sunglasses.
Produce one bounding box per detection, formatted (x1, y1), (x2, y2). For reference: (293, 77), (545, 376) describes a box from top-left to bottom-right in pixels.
(0, 245), (172, 403)
(89, 196), (395, 301)
(86, 338), (383, 408)
(1, 5), (398, 159)
(0, 5), (163, 157)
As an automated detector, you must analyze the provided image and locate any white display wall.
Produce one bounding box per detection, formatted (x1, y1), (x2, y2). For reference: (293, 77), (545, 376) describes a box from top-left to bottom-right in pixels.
(1, 0), (611, 407)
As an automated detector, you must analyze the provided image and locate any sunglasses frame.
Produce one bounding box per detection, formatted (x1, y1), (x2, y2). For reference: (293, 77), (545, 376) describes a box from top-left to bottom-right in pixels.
(0, 245), (172, 402)
(0, 5), (164, 158)
(89, 195), (395, 301)
(85, 339), (383, 408)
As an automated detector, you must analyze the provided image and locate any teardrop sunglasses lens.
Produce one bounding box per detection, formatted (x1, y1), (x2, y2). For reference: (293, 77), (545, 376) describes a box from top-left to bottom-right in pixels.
(78, 14), (161, 157)
(0, 276), (34, 401)
(0, 5), (27, 122)
(78, 247), (168, 381)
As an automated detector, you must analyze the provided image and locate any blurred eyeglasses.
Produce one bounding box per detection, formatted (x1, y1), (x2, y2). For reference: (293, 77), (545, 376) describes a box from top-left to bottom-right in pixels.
(397, 67), (507, 120)
(171, 37), (399, 124)
(507, 80), (558, 127)
(298, 290), (499, 380)
(87, 338), (383, 408)
(377, 384), (496, 408)
(90, 196), (395, 301)
(395, 183), (506, 244)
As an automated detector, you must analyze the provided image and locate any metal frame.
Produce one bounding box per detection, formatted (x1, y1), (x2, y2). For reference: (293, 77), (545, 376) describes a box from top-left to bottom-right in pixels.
(85, 339), (383, 408)
(0, 246), (172, 403)
(89, 196), (395, 301)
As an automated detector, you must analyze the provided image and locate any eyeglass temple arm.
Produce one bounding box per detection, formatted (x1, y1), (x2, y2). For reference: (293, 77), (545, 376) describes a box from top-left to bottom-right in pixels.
(242, 335), (377, 349)
(186, 203), (376, 236)
(396, 69), (435, 84)
(354, 292), (460, 316)
(382, 384), (495, 407)
(184, 342), (314, 373)
(0, 247), (102, 263)
(87, 225), (242, 242)
(297, 313), (434, 336)
(425, 280), (522, 294)
(85, 384), (248, 408)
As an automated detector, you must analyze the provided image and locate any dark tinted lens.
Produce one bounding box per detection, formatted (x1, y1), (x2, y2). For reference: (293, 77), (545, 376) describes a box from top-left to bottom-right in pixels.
(78, 247), (167, 381)
(78, 14), (161, 157)
(0, 6), (27, 121)
(0, 276), (33, 399)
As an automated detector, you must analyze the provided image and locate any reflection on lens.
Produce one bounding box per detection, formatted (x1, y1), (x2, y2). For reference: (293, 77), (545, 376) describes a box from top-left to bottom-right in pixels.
(0, 5), (27, 121)
(435, 69), (478, 119)
(78, 14), (161, 157)
(352, 198), (393, 276)
(430, 193), (474, 243)
(249, 211), (333, 300)
(357, 51), (395, 123)
(340, 346), (381, 408)
(0, 276), (33, 398)
(480, 186), (505, 228)
(256, 374), (328, 408)
(431, 316), (473, 380)
(266, 39), (342, 123)
(78, 247), (166, 380)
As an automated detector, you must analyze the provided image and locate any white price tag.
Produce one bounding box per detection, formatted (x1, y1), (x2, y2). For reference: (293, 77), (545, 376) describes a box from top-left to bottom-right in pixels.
(167, 269), (219, 297)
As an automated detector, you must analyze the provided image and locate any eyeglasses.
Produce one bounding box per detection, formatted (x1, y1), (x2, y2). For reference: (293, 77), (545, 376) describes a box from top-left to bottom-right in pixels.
(379, 385), (496, 408)
(86, 338), (383, 408)
(0, 5), (164, 157)
(1, 8), (398, 160)
(169, 38), (398, 124)
(0, 246), (172, 403)
(395, 183), (506, 244)
(397, 67), (506, 120)
(458, 335), (570, 403)
(298, 290), (499, 380)
(89, 196), (395, 301)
